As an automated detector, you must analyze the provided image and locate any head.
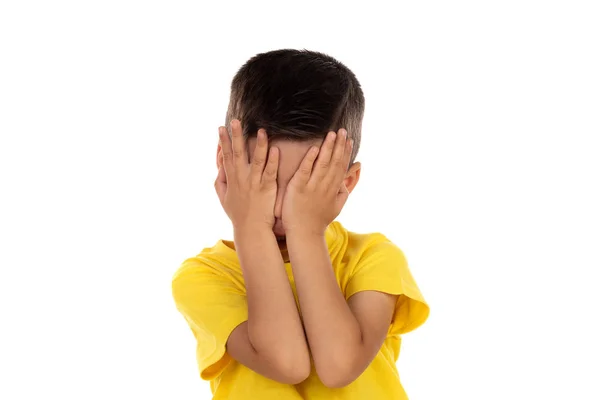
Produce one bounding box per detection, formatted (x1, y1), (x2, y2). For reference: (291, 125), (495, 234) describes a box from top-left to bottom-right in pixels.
(217, 49), (365, 240)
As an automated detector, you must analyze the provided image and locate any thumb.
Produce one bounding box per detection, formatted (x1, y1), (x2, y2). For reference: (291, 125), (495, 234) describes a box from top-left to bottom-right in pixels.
(214, 164), (227, 204)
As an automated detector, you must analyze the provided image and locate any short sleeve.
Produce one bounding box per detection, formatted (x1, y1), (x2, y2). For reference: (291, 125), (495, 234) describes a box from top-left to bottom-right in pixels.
(172, 259), (248, 380)
(345, 238), (430, 335)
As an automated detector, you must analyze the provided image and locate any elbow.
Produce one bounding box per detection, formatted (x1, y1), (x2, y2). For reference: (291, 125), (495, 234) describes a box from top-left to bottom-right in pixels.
(279, 365), (311, 385)
(269, 347), (311, 385)
(249, 327), (311, 384)
(316, 353), (361, 389)
(319, 372), (356, 389)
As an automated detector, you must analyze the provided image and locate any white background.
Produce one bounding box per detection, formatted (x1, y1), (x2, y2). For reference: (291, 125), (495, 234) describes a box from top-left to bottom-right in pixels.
(1, 1), (599, 399)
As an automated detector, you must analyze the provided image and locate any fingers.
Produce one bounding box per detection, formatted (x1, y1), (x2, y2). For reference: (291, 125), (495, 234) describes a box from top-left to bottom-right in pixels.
(251, 129), (268, 183)
(230, 119), (246, 167)
(313, 128), (351, 186)
(328, 129), (353, 184)
(311, 131), (337, 181)
(262, 146), (279, 186)
(214, 160), (227, 204)
(220, 121), (278, 189)
(219, 126), (234, 174)
(334, 135), (353, 182)
(330, 129), (347, 163)
(294, 145), (320, 185)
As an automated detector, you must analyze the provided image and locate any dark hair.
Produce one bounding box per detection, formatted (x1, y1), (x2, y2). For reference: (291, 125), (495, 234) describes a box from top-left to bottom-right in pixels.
(225, 49), (365, 163)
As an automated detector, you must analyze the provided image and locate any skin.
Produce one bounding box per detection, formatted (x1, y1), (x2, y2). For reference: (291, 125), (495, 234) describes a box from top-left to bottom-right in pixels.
(215, 121), (310, 384)
(215, 119), (398, 388)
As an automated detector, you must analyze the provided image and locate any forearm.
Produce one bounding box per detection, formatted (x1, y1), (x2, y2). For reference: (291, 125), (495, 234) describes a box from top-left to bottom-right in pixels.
(286, 231), (363, 373)
(234, 227), (309, 365)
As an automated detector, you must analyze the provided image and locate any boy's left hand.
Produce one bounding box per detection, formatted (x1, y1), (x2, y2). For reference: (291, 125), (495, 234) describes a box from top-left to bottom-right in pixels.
(282, 128), (353, 236)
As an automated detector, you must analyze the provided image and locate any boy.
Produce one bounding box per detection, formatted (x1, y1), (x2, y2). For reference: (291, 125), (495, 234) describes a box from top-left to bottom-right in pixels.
(172, 49), (429, 399)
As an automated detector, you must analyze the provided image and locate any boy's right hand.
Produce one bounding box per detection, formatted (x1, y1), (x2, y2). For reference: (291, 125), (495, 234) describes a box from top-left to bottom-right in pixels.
(214, 119), (280, 231)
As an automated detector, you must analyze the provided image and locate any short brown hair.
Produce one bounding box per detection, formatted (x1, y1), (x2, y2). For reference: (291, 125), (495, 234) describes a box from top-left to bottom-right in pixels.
(225, 49), (365, 163)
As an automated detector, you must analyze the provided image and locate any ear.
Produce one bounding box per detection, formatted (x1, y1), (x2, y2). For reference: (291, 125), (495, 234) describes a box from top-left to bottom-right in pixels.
(343, 161), (361, 194)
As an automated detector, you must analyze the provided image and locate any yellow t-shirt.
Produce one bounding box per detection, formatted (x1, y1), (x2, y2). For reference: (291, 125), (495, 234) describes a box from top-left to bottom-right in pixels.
(172, 221), (429, 399)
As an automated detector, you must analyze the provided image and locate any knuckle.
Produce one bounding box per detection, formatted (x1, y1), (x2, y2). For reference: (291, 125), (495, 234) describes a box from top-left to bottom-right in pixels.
(253, 157), (264, 166)
(264, 167), (276, 178)
(233, 148), (244, 158)
(262, 180), (276, 190)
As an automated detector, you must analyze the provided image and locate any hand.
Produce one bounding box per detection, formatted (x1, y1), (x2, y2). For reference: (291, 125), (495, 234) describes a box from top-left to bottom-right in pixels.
(214, 119), (280, 231)
(282, 128), (353, 236)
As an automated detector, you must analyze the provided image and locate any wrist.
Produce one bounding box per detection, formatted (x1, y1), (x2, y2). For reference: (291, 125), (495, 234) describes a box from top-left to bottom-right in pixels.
(233, 224), (274, 239)
(232, 218), (273, 233)
(285, 226), (326, 241)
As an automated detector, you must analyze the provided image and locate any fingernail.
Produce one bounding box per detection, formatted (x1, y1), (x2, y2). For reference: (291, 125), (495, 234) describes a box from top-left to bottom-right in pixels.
(330, 131), (337, 140)
(340, 129), (347, 138)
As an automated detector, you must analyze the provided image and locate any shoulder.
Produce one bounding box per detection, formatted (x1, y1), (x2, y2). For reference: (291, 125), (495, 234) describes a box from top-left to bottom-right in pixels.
(333, 221), (417, 293)
(334, 223), (430, 333)
(331, 221), (406, 262)
(172, 241), (241, 289)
